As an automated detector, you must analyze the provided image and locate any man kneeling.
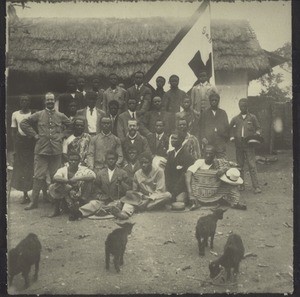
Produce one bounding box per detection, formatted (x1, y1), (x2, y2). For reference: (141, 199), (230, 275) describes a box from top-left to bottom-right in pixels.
(185, 145), (247, 210)
(114, 152), (172, 220)
(48, 152), (96, 219)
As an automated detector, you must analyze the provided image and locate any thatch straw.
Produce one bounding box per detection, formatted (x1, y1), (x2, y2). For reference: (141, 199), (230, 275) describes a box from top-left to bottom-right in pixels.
(8, 17), (271, 80)
(10, 0), (290, 3)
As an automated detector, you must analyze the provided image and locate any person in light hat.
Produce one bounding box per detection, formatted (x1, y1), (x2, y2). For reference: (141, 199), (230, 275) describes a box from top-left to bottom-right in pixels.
(186, 145), (247, 210)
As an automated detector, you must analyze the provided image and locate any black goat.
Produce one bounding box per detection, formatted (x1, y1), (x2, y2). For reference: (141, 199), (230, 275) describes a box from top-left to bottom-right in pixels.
(209, 233), (245, 281)
(8, 233), (42, 289)
(105, 222), (135, 273)
(195, 208), (227, 256)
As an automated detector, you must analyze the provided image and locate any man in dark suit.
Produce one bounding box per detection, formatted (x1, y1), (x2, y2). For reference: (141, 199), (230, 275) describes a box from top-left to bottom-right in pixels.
(123, 144), (141, 186)
(58, 77), (86, 115)
(147, 119), (169, 158)
(162, 74), (187, 113)
(165, 133), (195, 204)
(117, 98), (147, 140)
(75, 91), (106, 135)
(142, 96), (175, 136)
(175, 96), (201, 140)
(107, 100), (119, 137)
(122, 119), (151, 163)
(200, 92), (229, 158)
(126, 71), (152, 115)
(91, 76), (104, 110)
(72, 150), (131, 219)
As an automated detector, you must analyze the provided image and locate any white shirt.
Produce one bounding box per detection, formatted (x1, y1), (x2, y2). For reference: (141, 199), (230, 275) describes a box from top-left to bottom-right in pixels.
(77, 89), (86, 96)
(156, 132), (164, 141)
(241, 114), (247, 137)
(174, 146), (184, 158)
(212, 110), (216, 116)
(63, 134), (76, 154)
(108, 168), (115, 182)
(86, 108), (97, 133)
(128, 110), (136, 119)
(135, 84), (143, 91)
(188, 159), (213, 174)
(11, 110), (32, 136)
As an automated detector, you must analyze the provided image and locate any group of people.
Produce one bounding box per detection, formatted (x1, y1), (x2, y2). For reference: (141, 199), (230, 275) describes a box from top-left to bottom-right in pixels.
(10, 70), (263, 221)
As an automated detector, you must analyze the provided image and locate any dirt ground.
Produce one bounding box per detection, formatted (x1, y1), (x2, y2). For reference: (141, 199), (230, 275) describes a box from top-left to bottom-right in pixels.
(7, 149), (293, 295)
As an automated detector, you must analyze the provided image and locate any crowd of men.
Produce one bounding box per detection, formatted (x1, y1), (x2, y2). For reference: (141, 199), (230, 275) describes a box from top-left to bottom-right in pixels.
(10, 70), (263, 221)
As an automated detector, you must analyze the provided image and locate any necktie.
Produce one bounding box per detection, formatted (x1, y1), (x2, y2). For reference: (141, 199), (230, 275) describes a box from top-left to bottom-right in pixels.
(90, 108), (94, 115)
(132, 112), (135, 119)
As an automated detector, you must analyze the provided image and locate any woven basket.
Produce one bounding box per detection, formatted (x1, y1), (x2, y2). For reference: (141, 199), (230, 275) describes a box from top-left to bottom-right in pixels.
(191, 170), (222, 203)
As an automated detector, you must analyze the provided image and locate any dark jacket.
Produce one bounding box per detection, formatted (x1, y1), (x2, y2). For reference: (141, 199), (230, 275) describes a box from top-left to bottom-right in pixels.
(142, 110), (175, 135)
(75, 107), (106, 134)
(229, 113), (261, 146)
(126, 84), (152, 115)
(147, 133), (169, 158)
(165, 148), (195, 197)
(122, 132), (151, 162)
(58, 92), (86, 116)
(94, 167), (131, 201)
(200, 107), (229, 147)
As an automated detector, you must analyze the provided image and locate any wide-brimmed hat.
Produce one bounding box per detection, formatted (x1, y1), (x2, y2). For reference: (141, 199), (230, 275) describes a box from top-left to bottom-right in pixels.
(244, 134), (264, 145)
(220, 168), (243, 185)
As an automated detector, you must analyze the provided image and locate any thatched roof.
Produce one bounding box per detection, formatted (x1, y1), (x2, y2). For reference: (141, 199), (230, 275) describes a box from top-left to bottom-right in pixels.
(7, 17), (280, 81)
(10, 0), (290, 3)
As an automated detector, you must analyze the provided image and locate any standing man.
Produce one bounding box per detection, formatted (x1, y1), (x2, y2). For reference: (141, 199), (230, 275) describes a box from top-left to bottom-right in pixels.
(76, 91), (106, 136)
(86, 117), (123, 173)
(58, 77), (85, 115)
(175, 96), (201, 140)
(126, 71), (152, 115)
(107, 100), (120, 137)
(11, 95), (35, 204)
(147, 119), (169, 159)
(230, 98), (262, 194)
(152, 76), (166, 104)
(168, 118), (201, 161)
(191, 71), (217, 115)
(142, 96), (174, 136)
(200, 93), (229, 158)
(103, 73), (127, 114)
(117, 98), (147, 140)
(162, 75), (187, 113)
(20, 92), (72, 210)
(91, 76), (104, 110)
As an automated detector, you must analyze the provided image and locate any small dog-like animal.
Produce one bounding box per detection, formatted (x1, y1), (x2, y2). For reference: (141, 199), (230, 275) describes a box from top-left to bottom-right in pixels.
(105, 222), (135, 273)
(209, 233), (244, 281)
(195, 208), (227, 256)
(8, 233), (42, 288)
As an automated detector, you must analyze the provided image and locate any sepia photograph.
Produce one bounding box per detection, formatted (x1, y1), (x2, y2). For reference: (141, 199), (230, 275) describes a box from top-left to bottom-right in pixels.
(5, 0), (293, 294)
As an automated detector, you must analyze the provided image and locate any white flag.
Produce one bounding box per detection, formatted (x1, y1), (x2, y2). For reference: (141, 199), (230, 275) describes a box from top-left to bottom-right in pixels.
(145, 0), (214, 92)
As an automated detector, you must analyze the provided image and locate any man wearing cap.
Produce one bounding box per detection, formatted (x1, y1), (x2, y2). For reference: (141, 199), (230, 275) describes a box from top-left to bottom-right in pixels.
(229, 98), (262, 194)
(185, 145), (247, 210)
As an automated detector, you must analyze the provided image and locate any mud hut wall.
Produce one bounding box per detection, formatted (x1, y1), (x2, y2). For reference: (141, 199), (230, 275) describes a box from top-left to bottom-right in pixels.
(216, 70), (248, 121)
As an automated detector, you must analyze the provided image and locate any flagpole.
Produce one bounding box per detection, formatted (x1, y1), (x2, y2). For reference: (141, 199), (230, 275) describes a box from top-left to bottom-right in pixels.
(144, 0), (210, 83)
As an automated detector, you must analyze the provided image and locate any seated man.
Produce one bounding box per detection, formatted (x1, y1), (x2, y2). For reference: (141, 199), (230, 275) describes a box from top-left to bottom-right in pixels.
(123, 144), (141, 187)
(113, 152), (172, 220)
(48, 152), (96, 219)
(70, 150), (131, 220)
(185, 145), (247, 210)
(165, 133), (195, 204)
